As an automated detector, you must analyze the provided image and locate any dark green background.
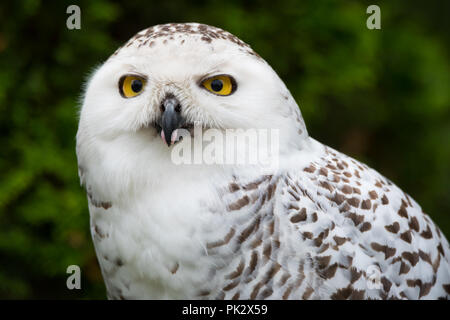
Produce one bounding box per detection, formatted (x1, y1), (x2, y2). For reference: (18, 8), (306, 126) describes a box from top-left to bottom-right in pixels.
(0, 0), (448, 299)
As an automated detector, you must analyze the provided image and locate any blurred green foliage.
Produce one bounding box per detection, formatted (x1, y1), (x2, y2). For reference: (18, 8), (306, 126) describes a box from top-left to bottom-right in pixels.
(0, 0), (448, 299)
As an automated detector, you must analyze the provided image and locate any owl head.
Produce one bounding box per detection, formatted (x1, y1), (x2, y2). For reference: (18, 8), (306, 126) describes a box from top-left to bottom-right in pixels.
(76, 23), (308, 196)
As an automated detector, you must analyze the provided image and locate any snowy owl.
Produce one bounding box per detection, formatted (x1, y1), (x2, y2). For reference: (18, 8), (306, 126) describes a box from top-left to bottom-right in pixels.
(76, 23), (450, 300)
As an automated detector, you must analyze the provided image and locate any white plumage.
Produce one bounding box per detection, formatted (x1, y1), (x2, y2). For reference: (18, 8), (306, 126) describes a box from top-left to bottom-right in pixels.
(76, 23), (450, 299)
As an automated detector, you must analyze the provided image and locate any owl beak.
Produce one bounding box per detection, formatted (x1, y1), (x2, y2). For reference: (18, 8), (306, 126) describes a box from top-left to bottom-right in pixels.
(160, 94), (183, 146)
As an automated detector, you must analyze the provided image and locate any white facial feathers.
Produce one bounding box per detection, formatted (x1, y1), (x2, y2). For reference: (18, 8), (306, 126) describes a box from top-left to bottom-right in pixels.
(77, 23), (308, 198)
(80, 23), (307, 138)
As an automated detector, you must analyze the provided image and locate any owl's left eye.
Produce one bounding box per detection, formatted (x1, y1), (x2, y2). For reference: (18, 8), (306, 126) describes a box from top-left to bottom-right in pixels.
(119, 75), (147, 98)
(201, 75), (236, 96)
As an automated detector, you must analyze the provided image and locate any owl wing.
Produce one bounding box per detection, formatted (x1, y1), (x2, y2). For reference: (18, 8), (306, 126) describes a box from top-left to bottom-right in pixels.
(216, 142), (450, 300)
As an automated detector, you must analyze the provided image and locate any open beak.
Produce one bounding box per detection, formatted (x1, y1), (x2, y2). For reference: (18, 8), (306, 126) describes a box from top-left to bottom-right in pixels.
(159, 94), (183, 146)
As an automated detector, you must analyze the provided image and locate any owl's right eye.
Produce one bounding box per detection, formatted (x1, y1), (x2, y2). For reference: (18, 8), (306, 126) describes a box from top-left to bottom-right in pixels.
(119, 75), (147, 98)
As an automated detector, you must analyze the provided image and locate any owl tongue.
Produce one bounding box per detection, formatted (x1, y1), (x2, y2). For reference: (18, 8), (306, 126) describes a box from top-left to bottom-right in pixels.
(160, 129), (179, 146)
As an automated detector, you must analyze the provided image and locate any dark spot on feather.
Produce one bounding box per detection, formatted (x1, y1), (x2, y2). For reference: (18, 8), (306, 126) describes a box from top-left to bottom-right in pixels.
(260, 288), (273, 299)
(369, 190), (378, 199)
(319, 181), (334, 192)
(420, 225), (433, 239)
(321, 263), (338, 279)
(170, 262), (179, 274)
(316, 255), (331, 269)
(350, 268), (362, 283)
(207, 228), (235, 249)
(400, 230), (412, 243)
(302, 287), (314, 299)
(263, 242), (272, 261)
(229, 182), (240, 192)
(341, 185), (353, 194)
(238, 217), (260, 243)
(226, 259), (245, 279)
(408, 217), (419, 232)
(347, 197), (360, 207)
(250, 282), (263, 299)
(381, 277), (392, 293)
(290, 208), (307, 223)
(330, 193), (346, 205)
(361, 199), (372, 210)
(402, 251), (419, 266)
(331, 285), (354, 300)
(115, 258), (124, 267)
(223, 280), (239, 291)
(282, 285), (293, 299)
(371, 242), (396, 259)
(347, 212), (364, 226)
(399, 261), (411, 275)
(319, 168), (328, 176)
(228, 195), (250, 211)
(360, 222), (372, 232)
(443, 284), (450, 295)
(303, 232), (313, 240)
(398, 204), (408, 219)
(418, 250), (432, 265)
(334, 236), (347, 246)
(263, 263), (281, 284)
(248, 251), (258, 275)
(385, 222), (400, 233)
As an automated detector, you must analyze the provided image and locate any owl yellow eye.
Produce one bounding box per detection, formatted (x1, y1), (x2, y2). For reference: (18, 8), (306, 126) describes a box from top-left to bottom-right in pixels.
(201, 75), (236, 96)
(119, 75), (147, 98)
